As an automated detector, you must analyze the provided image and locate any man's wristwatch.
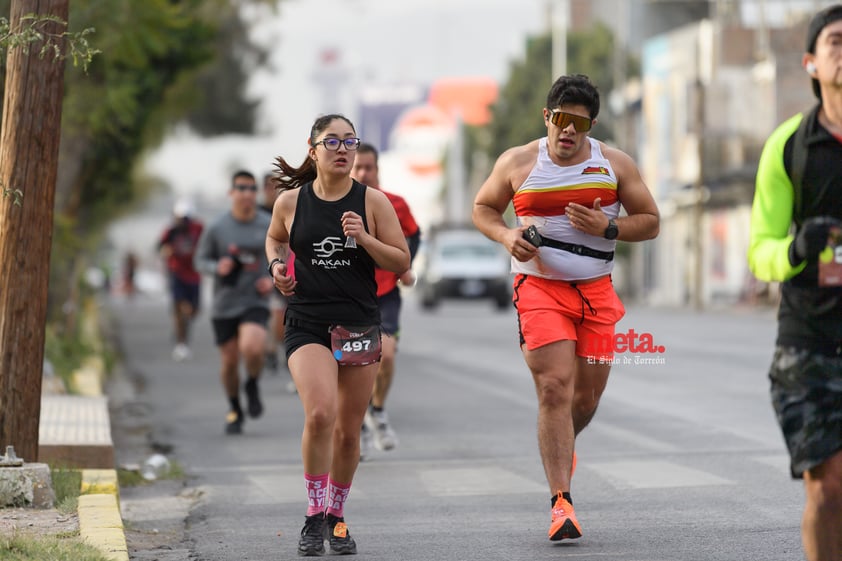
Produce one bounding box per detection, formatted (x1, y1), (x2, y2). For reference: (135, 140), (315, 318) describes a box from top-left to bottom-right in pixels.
(267, 258), (284, 275)
(603, 218), (619, 240)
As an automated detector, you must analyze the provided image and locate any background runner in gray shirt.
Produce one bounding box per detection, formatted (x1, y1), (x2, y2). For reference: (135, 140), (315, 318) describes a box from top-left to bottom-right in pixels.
(195, 170), (275, 435)
(196, 210), (272, 319)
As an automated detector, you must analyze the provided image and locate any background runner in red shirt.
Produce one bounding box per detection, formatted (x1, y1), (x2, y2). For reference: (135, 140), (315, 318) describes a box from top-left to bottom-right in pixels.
(158, 198), (204, 361)
(352, 143), (420, 457)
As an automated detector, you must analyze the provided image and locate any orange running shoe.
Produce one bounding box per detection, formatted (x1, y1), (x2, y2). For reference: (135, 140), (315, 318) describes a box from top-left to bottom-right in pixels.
(548, 493), (582, 541)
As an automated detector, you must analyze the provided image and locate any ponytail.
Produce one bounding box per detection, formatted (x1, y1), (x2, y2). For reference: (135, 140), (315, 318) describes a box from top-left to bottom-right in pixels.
(273, 155), (316, 191)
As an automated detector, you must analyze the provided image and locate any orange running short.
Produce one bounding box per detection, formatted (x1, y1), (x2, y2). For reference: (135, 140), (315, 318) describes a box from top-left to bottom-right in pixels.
(513, 274), (625, 359)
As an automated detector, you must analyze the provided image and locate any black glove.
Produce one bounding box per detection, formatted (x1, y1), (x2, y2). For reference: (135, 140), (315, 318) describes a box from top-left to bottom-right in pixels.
(220, 254), (243, 286)
(789, 216), (842, 265)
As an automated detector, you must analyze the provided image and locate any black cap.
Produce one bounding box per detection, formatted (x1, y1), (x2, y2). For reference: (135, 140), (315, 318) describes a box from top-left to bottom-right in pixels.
(806, 4), (842, 99)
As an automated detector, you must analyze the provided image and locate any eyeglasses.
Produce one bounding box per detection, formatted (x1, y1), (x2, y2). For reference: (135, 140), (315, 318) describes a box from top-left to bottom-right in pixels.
(548, 110), (593, 132)
(233, 183), (258, 192)
(312, 137), (361, 151)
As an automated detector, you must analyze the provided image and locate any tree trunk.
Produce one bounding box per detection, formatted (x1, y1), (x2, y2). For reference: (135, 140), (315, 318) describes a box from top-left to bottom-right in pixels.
(0, 0), (68, 462)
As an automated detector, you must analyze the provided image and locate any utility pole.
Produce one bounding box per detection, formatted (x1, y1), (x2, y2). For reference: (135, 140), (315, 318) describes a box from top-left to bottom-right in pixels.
(692, 75), (705, 311)
(692, 16), (718, 311)
(551, 0), (568, 79)
(0, 0), (68, 461)
(612, 0), (628, 150)
(446, 112), (465, 225)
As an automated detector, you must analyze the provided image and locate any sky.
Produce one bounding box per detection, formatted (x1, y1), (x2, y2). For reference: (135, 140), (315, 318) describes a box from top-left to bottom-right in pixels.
(143, 0), (547, 203)
(143, 0), (834, 204)
(119, 0), (835, 265)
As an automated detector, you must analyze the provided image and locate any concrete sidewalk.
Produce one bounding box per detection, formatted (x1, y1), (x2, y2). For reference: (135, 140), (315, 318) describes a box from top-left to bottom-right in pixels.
(35, 395), (128, 561)
(39, 394), (114, 469)
(37, 300), (129, 561)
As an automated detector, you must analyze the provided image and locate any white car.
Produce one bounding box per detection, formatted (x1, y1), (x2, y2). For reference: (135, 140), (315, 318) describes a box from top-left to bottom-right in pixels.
(417, 228), (512, 311)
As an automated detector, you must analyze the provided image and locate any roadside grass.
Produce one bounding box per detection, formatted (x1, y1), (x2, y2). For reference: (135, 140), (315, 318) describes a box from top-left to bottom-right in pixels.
(0, 467), (111, 561)
(0, 534), (112, 561)
(52, 467), (83, 514)
(116, 466), (146, 487)
(118, 459), (184, 487)
(44, 323), (95, 392)
(165, 460), (185, 480)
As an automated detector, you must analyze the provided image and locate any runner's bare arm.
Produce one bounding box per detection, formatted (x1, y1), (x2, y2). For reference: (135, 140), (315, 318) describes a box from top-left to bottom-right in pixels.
(473, 144), (540, 262)
(605, 146), (659, 242)
(265, 190), (297, 295)
(354, 188), (410, 274)
(265, 190), (295, 258)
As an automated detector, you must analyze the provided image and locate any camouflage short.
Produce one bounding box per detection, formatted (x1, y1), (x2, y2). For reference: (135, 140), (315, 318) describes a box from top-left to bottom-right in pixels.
(768, 346), (842, 479)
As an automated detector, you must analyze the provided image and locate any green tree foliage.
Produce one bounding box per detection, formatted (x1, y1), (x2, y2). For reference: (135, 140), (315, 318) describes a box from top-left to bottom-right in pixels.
(56, 0), (270, 225)
(184, 12), (267, 136)
(0, 0), (272, 325)
(485, 23), (639, 159)
(0, 12), (97, 69)
(485, 33), (553, 163)
(1, 0), (270, 224)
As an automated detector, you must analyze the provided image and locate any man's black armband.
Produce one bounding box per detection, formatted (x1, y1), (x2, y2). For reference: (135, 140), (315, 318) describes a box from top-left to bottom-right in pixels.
(407, 231), (421, 263)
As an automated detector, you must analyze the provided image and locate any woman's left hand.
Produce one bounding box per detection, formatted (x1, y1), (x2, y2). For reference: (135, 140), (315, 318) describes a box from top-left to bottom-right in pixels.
(341, 211), (368, 243)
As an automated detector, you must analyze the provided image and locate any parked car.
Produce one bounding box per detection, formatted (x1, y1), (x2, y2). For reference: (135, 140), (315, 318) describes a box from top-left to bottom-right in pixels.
(417, 227), (512, 311)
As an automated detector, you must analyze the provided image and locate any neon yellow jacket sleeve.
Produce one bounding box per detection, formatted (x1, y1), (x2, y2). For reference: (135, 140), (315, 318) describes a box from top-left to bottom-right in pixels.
(748, 114), (807, 282)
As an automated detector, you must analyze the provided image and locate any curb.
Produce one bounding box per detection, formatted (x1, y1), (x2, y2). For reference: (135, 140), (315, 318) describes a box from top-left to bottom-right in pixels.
(74, 299), (129, 561)
(79, 470), (128, 561)
(81, 469), (119, 496)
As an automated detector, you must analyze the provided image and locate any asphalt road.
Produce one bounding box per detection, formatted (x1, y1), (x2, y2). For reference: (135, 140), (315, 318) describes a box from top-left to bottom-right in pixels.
(106, 286), (804, 561)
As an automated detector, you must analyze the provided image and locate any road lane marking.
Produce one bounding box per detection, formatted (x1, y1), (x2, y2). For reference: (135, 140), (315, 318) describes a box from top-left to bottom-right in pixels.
(419, 466), (545, 496)
(587, 459), (733, 489)
(245, 474), (306, 504)
(422, 361), (537, 409)
(242, 465), (545, 503)
(588, 422), (679, 452)
(751, 454), (791, 476)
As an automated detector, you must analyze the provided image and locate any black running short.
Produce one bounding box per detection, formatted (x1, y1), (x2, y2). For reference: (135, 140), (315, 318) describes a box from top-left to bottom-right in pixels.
(212, 308), (270, 346)
(284, 316), (332, 359)
(768, 345), (842, 479)
(378, 287), (402, 337)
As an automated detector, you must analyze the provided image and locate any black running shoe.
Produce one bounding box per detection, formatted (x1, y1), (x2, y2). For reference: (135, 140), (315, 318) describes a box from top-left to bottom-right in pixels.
(224, 410), (243, 435)
(325, 513), (357, 555)
(244, 378), (263, 418)
(298, 513), (326, 557)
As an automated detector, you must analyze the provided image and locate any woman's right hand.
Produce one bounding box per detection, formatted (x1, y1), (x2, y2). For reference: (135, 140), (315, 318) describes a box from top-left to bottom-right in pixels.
(271, 261), (297, 296)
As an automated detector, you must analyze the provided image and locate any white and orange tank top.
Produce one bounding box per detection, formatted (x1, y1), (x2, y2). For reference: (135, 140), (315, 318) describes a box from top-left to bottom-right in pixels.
(512, 137), (619, 281)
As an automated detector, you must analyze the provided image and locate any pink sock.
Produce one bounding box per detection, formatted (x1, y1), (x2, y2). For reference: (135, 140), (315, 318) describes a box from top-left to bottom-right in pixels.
(304, 473), (329, 516)
(326, 478), (352, 518)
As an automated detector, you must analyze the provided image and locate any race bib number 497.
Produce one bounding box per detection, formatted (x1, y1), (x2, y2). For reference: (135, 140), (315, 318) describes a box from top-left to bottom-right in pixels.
(329, 324), (381, 366)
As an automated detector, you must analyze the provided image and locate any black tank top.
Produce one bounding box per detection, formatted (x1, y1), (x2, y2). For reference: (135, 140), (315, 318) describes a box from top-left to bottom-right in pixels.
(287, 180), (379, 325)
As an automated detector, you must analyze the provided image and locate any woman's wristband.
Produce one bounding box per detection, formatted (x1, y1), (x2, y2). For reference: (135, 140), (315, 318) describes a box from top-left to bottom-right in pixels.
(267, 258), (284, 275)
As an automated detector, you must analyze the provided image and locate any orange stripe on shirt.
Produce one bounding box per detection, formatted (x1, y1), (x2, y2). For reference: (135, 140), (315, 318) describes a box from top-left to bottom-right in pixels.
(514, 186), (618, 216)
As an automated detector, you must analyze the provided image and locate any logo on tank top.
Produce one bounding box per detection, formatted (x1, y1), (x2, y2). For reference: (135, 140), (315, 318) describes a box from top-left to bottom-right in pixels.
(582, 166), (610, 175)
(312, 236), (352, 269)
